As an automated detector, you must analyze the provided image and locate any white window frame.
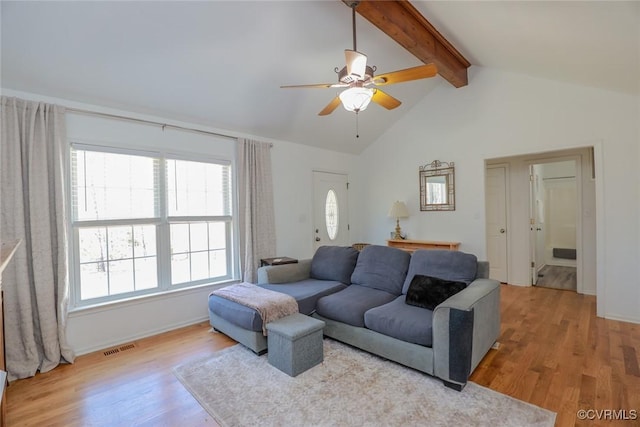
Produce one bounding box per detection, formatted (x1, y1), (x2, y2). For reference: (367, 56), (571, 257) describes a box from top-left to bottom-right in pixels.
(68, 142), (238, 308)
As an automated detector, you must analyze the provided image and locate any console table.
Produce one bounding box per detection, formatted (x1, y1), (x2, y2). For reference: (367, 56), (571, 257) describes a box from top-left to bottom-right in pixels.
(260, 257), (298, 267)
(387, 239), (460, 252)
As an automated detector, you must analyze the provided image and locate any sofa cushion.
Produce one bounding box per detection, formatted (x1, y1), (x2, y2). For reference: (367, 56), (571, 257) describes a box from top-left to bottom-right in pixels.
(350, 245), (411, 295)
(405, 274), (466, 310)
(209, 294), (264, 332)
(316, 285), (397, 327)
(210, 279), (347, 333)
(364, 296), (434, 347)
(310, 245), (360, 284)
(260, 279), (347, 315)
(402, 250), (478, 294)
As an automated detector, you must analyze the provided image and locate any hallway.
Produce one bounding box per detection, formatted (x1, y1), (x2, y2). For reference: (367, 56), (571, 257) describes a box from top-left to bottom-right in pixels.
(535, 265), (577, 291)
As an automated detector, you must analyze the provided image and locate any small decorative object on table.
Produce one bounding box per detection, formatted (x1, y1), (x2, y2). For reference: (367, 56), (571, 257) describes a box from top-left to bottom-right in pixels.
(260, 257), (298, 267)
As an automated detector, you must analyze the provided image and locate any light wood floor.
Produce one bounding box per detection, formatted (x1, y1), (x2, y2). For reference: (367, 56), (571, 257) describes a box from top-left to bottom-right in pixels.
(7, 284), (640, 427)
(535, 265), (577, 291)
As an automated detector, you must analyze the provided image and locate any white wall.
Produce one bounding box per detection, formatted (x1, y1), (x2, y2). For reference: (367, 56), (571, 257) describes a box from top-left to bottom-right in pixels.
(354, 66), (640, 324)
(2, 89), (357, 354)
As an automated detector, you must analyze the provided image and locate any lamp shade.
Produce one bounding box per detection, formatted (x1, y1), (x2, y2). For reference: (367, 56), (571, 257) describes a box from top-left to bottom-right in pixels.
(388, 201), (409, 218)
(339, 87), (374, 113)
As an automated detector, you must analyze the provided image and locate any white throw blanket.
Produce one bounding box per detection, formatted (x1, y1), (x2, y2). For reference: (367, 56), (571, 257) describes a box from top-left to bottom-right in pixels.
(211, 283), (299, 335)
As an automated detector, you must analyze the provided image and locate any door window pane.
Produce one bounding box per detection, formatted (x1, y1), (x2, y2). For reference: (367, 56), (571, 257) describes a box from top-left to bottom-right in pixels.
(325, 189), (339, 240)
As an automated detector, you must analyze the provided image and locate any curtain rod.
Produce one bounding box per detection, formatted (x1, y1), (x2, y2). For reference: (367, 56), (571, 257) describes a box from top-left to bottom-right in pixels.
(66, 107), (237, 141)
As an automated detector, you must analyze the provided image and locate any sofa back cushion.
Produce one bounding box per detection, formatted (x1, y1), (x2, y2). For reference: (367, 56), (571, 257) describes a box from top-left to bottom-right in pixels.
(350, 245), (411, 295)
(401, 250), (478, 294)
(310, 245), (359, 284)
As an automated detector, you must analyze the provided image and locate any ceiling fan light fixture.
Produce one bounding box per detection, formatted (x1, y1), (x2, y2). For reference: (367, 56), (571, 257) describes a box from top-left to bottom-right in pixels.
(339, 87), (374, 113)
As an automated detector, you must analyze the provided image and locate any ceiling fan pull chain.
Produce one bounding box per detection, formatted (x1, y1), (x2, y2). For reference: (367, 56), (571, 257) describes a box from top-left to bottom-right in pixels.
(355, 112), (360, 138)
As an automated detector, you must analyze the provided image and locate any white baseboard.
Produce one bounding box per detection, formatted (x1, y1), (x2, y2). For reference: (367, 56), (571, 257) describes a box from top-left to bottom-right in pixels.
(603, 313), (640, 325)
(73, 315), (210, 356)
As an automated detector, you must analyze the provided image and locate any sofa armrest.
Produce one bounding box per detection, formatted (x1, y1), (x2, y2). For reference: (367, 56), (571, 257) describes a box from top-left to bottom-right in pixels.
(257, 259), (312, 284)
(432, 278), (501, 389)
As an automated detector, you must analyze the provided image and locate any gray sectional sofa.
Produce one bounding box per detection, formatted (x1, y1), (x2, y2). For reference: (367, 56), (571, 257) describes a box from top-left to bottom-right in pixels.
(208, 245), (501, 390)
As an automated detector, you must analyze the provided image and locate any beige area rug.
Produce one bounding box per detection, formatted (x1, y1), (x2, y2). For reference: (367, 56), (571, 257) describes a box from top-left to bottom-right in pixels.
(174, 339), (556, 427)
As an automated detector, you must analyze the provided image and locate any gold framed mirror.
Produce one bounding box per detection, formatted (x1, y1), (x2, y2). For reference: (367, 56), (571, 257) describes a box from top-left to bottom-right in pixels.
(419, 160), (455, 211)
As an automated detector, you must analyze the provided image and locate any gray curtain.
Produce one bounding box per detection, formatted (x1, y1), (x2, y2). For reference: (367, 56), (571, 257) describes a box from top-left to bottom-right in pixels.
(237, 138), (276, 283)
(0, 96), (75, 380)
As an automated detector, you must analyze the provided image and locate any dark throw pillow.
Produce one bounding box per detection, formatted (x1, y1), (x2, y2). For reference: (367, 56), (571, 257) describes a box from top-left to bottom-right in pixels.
(405, 275), (467, 310)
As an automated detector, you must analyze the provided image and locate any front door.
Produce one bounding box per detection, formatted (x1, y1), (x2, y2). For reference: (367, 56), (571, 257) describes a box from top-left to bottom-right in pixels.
(312, 171), (349, 250)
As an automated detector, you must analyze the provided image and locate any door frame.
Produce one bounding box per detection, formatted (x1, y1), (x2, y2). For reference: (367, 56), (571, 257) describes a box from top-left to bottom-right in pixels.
(525, 155), (582, 294)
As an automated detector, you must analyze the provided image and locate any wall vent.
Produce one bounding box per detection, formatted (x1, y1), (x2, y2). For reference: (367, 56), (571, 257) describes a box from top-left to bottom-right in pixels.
(103, 343), (136, 357)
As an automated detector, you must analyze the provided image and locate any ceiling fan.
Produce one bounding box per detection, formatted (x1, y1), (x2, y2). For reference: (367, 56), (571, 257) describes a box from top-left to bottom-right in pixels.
(281, 1), (438, 116)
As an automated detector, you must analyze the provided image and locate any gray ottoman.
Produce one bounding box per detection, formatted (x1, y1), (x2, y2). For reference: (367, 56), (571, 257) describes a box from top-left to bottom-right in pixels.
(266, 313), (325, 377)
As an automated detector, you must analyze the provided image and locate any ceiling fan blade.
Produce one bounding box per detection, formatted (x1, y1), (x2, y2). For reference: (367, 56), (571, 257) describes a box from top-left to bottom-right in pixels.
(318, 96), (342, 116)
(281, 83), (347, 89)
(345, 49), (367, 80)
(371, 89), (401, 110)
(372, 64), (438, 86)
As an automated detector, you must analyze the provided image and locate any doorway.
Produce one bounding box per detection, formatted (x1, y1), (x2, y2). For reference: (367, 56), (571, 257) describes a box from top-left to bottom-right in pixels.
(484, 147), (596, 295)
(312, 171), (350, 250)
(529, 161), (578, 291)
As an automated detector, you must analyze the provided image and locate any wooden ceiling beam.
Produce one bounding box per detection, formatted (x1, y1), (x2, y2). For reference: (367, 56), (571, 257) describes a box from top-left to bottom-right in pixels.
(349, 0), (471, 88)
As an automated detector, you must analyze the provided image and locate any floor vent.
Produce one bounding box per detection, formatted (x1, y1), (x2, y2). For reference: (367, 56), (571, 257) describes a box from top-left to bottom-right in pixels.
(103, 343), (136, 357)
(103, 348), (120, 356)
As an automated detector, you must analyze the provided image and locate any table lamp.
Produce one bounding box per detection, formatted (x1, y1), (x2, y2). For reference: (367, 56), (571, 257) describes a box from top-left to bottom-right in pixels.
(388, 201), (409, 240)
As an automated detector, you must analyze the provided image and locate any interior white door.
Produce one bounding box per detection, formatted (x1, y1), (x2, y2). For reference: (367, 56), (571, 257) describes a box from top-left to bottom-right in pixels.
(529, 167), (539, 284)
(530, 166), (546, 285)
(313, 171), (349, 250)
(485, 166), (508, 282)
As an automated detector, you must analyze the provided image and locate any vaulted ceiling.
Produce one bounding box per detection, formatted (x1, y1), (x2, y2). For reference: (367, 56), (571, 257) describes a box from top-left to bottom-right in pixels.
(2, 1), (638, 154)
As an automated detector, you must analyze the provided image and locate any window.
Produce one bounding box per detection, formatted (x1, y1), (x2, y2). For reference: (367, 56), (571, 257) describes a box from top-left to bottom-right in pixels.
(71, 146), (234, 307)
(325, 189), (338, 240)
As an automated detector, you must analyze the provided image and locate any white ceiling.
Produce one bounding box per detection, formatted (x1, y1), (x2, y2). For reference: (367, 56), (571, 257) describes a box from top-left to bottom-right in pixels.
(2, 1), (638, 154)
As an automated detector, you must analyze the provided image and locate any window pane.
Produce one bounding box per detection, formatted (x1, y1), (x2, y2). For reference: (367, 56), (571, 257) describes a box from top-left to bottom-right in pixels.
(79, 228), (107, 263)
(134, 257), (158, 290)
(77, 224), (158, 302)
(208, 222), (226, 249)
(108, 226), (133, 260)
(209, 249), (227, 278)
(72, 149), (157, 220)
(109, 259), (135, 295)
(169, 220), (229, 285)
(170, 224), (190, 254)
(171, 253), (190, 284)
(190, 223), (208, 252)
(80, 262), (109, 300)
(191, 251), (209, 281)
(133, 225), (156, 257)
(325, 189), (339, 240)
(167, 159), (230, 216)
